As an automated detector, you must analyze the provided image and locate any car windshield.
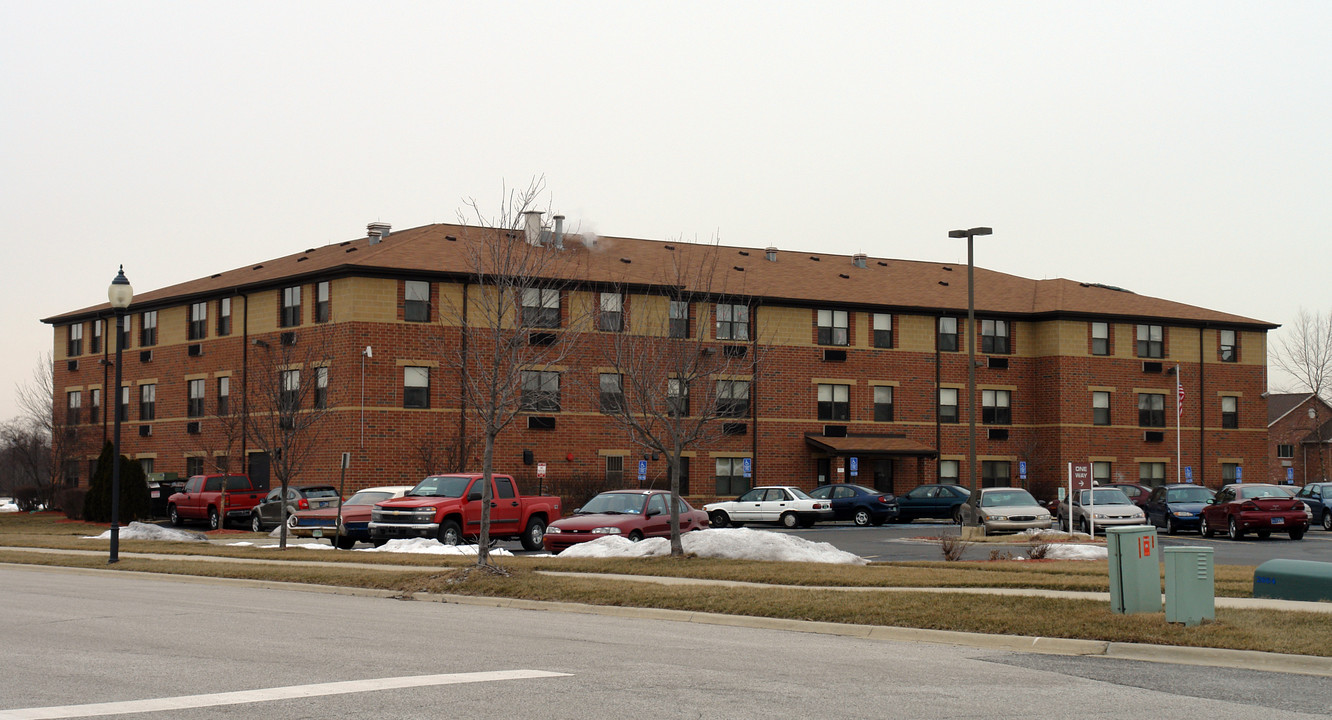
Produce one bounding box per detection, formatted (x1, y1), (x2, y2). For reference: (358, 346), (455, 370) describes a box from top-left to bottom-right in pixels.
(222, 475), (250, 491)
(1077, 489), (1131, 505)
(346, 491), (392, 505)
(304, 487), (339, 499)
(981, 489), (1037, 507)
(787, 488), (813, 500)
(579, 493), (647, 515)
(1166, 487), (1213, 503)
(409, 476), (472, 498)
(1237, 485), (1293, 499)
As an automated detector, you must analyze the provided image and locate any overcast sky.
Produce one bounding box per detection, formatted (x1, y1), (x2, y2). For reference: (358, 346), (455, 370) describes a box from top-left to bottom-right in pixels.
(3, 1), (1329, 421)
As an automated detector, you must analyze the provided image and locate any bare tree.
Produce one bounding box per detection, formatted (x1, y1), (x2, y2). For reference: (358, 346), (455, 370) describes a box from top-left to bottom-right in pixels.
(596, 238), (765, 556)
(192, 377), (245, 474)
(441, 177), (590, 568)
(0, 419), (50, 495)
(1272, 308), (1332, 480)
(15, 353), (85, 494)
(245, 329), (342, 548)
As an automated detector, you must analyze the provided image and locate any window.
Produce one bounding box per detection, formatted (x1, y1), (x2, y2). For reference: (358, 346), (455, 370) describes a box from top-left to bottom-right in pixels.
(817, 309), (848, 346)
(280, 370), (300, 413)
(1221, 463), (1240, 483)
(495, 476), (515, 499)
(189, 302), (207, 340)
(315, 281), (330, 323)
(716, 380), (750, 418)
(1091, 322), (1109, 356)
(1277, 444), (1294, 459)
(521, 288), (560, 328)
(186, 457), (204, 477)
(1093, 391), (1111, 426)
(669, 300), (689, 338)
(1219, 329), (1237, 362)
(1093, 461), (1112, 484)
(817, 384), (850, 421)
(667, 378), (689, 417)
(605, 456), (624, 485)
(140, 311), (157, 346)
(981, 461), (1010, 488)
(1139, 462), (1166, 486)
(117, 386), (129, 422)
(872, 313), (893, 348)
(90, 389), (101, 421)
(938, 388), (959, 423)
(280, 286), (302, 327)
(982, 389), (1011, 425)
(139, 384), (156, 421)
(716, 303), (748, 340)
(314, 366), (328, 409)
(874, 386), (894, 422)
(599, 373), (624, 413)
(217, 297), (232, 336)
(521, 370), (561, 412)
(67, 323), (83, 356)
(91, 320), (103, 354)
(138, 458), (154, 475)
(981, 319), (1009, 354)
(117, 314), (132, 350)
(938, 459), (959, 484)
(63, 461), (79, 487)
(715, 457), (749, 496)
(599, 293), (623, 332)
(403, 367), (428, 409)
(1136, 324), (1163, 358)
(1138, 393), (1165, 427)
(404, 280), (429, 322)
(1221, 396), (1238, 429)
(187, 379), (205, 418)
(67, 391), (82, 425)
(217, 377), (230, 415)
(938, 317), (958, 351)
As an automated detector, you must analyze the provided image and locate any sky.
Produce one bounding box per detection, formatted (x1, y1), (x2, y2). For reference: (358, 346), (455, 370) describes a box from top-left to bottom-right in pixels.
(4, 1), (1331, 421)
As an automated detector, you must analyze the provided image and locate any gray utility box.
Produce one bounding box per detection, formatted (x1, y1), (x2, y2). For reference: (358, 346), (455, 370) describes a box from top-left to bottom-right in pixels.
(1253, 559), (1332, 602)
(1163, 547), (1214, 626)
(1106, 526), (1161, 614)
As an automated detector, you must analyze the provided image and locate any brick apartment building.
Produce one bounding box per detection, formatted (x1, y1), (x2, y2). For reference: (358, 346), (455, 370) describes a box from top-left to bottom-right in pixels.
(43, 220), (1276, 503)
(1267, 393), (1332, 487)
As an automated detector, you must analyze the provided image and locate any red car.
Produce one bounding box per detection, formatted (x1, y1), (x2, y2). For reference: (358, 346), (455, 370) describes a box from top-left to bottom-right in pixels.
(1200, 484), (1309, 541)
(287, 485), (414, 549)
(544, 489), (708, 553)
(1105, 482), (1151, 508)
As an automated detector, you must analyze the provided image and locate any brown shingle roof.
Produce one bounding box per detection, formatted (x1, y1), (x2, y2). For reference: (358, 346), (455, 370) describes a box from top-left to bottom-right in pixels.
(804, 433), (939, 457)
(42, 222), (1278, 327)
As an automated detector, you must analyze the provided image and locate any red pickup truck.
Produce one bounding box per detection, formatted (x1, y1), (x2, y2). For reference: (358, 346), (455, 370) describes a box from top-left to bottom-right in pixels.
(167, 474), (265, 530)
(368, 473), (560, 551)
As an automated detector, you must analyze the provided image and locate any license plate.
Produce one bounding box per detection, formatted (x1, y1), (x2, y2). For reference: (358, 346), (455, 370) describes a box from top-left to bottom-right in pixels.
(313, 529), (323, 537)
(1272, 517), (1284, 525)
(317, 502), (329, 508)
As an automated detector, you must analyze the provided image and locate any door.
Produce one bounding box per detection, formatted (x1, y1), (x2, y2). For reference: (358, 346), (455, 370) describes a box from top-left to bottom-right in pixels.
(732, 488), (766, 521)
(259, 489), (283, 526)
(754, 487), (793, 522)
(488, 476), (521, 533)
(872, 459), (893, 493)
(643, 493), (671, 537)
(247, 453), (270, 491)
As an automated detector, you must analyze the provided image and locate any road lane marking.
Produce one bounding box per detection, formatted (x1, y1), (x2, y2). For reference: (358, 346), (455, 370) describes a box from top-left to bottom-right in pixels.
(0, 670), (571, 719)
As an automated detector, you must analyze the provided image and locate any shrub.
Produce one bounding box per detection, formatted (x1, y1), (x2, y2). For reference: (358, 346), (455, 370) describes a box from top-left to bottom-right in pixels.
(1028, 542), (1051, 560)
(939, 534), (971, 561)
(82, 441), (152, 523)
(55, 488), (87, 520)
(13, 486), (46, 512)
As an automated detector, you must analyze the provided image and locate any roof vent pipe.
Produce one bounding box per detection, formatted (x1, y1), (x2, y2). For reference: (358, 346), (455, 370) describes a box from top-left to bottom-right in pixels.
(522, 211), (544, 246)
(367, 222), (391, 245)
(853, 253), (867, 269)
(552, 215), (565, 249)
(765, 246), (778, 262)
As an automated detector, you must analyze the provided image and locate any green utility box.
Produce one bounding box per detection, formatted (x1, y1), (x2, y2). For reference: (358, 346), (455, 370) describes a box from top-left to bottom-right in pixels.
(1106, 526), (1160, 614)
(1253, 559), (1332, 602)
(1163, 547), (1214, 626)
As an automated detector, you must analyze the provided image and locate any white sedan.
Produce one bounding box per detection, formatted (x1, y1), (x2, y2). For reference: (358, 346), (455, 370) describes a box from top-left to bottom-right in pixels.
(1059, 488), (1147, 534)
(704, 486), (833, 529)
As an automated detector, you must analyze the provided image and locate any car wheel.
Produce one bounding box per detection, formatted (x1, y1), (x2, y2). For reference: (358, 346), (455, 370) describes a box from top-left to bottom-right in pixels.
(1291, 529), (1306, 541)
(627, 530), (644, 542)
(521, 517), (547, 551)
(1080, 517), (1091, 535)
(1165, 517), (1177, 536)
(853, 509), (872, 527)
(250, 513), (263, 533)
(709, 511), (730, 529)
(1228, 517), (1243, 540)
(168, 505), (181, 527)
(208, 508), (220, 531)
(438, 519), (463, 546)
(334, 536), (356, 550)
(1323, 512), (1332, 531)
(952, 508), (963, 525)
(780, 512), (799, 529)
(1200, 516), (1214, 538)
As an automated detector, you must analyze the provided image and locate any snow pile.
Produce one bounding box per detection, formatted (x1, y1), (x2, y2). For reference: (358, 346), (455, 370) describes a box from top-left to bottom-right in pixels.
(555, 528), (867, 565)
(1040, 543), (1107, 561)
(85, 521), (208, 542)
(357, 538), (515, 556)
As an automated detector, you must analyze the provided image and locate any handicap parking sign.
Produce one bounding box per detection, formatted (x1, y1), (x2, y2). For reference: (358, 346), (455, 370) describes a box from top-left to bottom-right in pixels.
(742, 457), (752, 478)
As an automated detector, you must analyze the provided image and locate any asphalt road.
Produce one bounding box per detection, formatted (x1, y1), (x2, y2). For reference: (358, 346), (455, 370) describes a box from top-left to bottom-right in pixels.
(2, 566), (1328, 719)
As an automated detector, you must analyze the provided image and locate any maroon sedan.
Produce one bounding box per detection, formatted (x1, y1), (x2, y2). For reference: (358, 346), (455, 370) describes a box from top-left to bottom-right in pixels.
(1200, 484), (1309, 541)
(544, 489), (708, 553)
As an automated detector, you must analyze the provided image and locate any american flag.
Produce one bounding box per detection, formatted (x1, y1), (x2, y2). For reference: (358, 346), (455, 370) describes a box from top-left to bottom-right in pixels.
(1176, 373), (1185, 417)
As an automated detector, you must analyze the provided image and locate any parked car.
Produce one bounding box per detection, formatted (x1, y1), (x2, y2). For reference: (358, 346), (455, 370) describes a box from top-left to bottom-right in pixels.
(1058, 487), (1147, 534)
(1295, 482), (1332, 531)
(807, 484), (899, 526)
(1200, 484), (1309, 540)
(544, 489), (708, 553)
(250, 484), (342, 532)
(894, 484), (971, 522)
(167, 474), (265, 529)
(705, 486), (833, 529)
(1143, 484), (1216, 535)
(286, 485), (414, 548)
(1104, 482), (1151, 508)
(957, 487), (1052, 534)
(369, 473), (561, 550)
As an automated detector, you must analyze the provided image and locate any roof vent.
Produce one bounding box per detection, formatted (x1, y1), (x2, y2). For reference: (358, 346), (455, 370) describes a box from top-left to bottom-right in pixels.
(853, 253), (867, 269)
(765, 247), (778, 262)
(552, 215), (565, 249)
(522, 211), (544, 247)
(367, 222), (391, 245)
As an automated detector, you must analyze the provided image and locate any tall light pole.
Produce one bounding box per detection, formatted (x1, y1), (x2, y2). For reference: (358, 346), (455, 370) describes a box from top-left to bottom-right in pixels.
(107, 266), (133, 563)
(949, 227), (992, 496)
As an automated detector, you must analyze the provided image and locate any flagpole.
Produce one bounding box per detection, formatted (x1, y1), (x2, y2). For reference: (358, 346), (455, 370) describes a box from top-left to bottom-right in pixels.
(1175, 364), (1182, 484)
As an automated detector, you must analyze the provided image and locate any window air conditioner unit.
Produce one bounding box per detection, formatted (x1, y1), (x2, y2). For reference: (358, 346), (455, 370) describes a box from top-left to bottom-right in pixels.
(823, 349), (847, 362)
(140, 350), (153, 363)
(722, 422), (748, 436)
(529, 332), (556, 346)
(1143, 431), (1165, 442)
(822, 424), (847, 437)
(987, 428), (1009, 440)
(280, 332), (296, 346)
(138, 425), (152, 437)
(987, 357), (1009, 369)
(67, 360), (78, 372)
(186, 421), (201, 434)
(188, 344), (203, 357)
(723, 345), (747, 358)
(528, 416), (556, 430)
(1142, 362), (1163, 373)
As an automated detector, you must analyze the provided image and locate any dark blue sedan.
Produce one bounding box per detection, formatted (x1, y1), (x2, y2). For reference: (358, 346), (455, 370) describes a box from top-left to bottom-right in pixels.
(895, 484), (971, 522)
(1143, 483), (1215, 534)
(1295, 482), (1332, 531)
(807, 484), (899, 526)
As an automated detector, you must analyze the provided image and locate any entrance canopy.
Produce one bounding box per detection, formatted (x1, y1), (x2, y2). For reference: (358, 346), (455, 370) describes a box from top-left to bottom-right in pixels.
(804, 433), (938, 458)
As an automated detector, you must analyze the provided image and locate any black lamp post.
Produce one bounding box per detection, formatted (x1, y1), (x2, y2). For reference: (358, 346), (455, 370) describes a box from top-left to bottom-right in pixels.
(948, 227), (992, 496)
(108, 266), (133, 563)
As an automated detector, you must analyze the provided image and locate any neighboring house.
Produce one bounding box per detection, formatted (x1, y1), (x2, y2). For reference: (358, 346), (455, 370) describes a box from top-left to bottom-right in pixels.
(1267, 393), (1332, 486)
(43, 220), (1275, 501)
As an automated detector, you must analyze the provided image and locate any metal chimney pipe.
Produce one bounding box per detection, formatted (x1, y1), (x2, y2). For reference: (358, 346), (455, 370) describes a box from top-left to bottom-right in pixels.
(553, 215), (565, 249)
(522, 211), (544, 246)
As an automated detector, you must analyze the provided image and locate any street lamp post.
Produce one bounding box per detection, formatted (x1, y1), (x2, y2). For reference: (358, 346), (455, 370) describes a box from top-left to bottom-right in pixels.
(949, 227), (992, 498)
(107, 266), (133, 563)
